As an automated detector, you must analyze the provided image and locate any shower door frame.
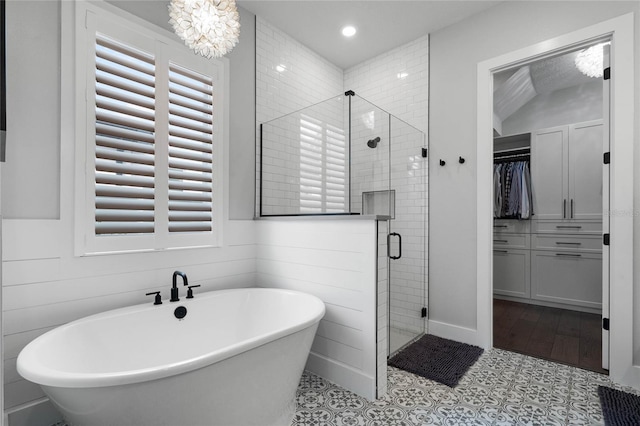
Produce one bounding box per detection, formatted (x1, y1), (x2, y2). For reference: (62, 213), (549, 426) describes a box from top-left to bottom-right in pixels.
(386, 116), (428, 357)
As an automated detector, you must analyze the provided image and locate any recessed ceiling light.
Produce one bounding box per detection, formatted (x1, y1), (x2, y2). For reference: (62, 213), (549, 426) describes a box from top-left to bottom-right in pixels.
(276, 64), (287, 73)
(341, 26), (357, 37)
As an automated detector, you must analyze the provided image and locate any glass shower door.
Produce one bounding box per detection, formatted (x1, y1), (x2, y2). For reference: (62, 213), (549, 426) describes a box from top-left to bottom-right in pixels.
(388, 116), (427, 355)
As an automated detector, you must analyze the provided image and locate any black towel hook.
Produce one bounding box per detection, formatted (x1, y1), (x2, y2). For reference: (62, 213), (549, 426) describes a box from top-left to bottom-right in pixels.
(459, 156), (465, 164)
(439, 159), (446, 166)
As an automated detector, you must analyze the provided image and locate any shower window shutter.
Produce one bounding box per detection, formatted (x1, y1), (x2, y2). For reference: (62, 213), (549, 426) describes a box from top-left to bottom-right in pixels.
(299, 114), (346, 213)
(78, 5), (222, 254)
(324, 124), (347, 212)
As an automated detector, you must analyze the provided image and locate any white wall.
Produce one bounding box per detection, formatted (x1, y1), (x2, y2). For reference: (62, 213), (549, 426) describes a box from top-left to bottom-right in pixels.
(502, 80), (603, 135)
(256, 219), (380, 400)
(2, 1), (258, 422)
(3, 0), (60, 219)
(228, 7), (257, 220)
(429, 1), (639, 345)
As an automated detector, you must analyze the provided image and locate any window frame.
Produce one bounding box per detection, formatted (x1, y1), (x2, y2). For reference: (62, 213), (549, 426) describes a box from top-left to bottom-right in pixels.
(74, 1), (225, 255)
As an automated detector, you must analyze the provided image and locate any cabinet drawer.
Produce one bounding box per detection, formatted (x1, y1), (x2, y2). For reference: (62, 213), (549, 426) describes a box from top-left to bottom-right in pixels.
(493, 233), (530, 249)
(493, 220), (531, 234)
(533, 220), (602, 235)
(530, 250), (602, 310)
(532, 234), (602, 252)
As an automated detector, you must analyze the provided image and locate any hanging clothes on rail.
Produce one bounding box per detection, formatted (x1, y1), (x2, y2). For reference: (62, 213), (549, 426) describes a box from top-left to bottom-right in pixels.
(493, 160), (532, 219)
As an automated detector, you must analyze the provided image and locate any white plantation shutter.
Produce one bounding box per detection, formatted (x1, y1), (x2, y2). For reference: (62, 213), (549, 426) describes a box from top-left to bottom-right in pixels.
(299, 114), (346, 213)
(168, 63), (214, 233)
(78, 5), (222, 254)
(299, 115), (323, 213)
(325, 124), (347, 212)
(94, 34), (156, 235)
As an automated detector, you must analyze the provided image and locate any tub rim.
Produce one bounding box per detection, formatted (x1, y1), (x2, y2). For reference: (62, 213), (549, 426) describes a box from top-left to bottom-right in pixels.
(17, 287), (325, 389)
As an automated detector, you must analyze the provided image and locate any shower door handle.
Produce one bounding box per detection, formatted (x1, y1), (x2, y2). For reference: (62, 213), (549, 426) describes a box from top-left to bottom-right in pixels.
(387, 232), (402, 260)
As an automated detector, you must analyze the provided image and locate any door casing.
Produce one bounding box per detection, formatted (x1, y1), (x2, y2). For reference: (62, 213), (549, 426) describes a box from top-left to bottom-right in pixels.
(477, 13), (635, 387)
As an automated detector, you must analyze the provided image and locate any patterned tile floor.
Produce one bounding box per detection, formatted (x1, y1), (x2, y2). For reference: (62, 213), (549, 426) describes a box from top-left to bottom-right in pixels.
(51, 348), (638, 426)
(292, 348), (640, 426)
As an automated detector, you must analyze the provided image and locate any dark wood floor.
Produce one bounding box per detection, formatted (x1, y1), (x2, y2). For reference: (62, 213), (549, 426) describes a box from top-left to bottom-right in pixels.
(493, 298), (607, 374)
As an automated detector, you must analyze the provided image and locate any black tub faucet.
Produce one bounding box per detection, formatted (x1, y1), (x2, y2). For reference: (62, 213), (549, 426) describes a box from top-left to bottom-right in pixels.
(171, 271), (189, 302)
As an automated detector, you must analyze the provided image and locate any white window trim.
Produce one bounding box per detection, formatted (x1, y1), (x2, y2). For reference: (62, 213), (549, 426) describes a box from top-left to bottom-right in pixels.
(73, 0), (226, 256)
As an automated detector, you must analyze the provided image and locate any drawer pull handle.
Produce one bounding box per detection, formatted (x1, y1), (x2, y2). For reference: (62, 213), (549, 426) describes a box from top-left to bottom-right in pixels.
(556, 225), (582, 229)
(494, 225), (508, 228)
(555, 242), (582, 246)
(493, 249), (508, 253)
(555, 253), (582, 257)
(493, 240), (509, 243)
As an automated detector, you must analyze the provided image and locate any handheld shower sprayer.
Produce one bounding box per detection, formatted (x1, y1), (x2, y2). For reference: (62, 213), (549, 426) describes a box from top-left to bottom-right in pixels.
(367, 137), (381, 148)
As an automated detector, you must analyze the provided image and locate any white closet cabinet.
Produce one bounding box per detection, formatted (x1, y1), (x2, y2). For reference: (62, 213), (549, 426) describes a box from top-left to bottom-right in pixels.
(530, 249), (602, 310)
(531, 120), (603, 221)
(494, 248), (530, 298)
(493, 221), (531, 299)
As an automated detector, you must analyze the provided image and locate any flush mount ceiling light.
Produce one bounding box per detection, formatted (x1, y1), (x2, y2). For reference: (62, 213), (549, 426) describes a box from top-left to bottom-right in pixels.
(574, 42), (610, 78)
(168, 0), (240, 59)
(341, 26), (357, 37)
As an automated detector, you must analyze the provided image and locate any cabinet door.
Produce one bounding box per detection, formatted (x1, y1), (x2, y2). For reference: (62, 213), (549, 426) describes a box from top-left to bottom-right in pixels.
(531, 126), (568, 220)
(493, 248), (530, 298)
(531, 250), (602, 310)
(569, 121), (603, 220)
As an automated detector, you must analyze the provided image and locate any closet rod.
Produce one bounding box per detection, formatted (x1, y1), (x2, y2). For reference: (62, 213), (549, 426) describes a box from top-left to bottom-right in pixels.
(493, 146), (530, 155)
(493, 153), (530, 163)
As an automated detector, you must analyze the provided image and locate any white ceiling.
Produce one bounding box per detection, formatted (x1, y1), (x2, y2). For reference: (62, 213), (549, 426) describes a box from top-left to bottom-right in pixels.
(494, 46), (603, 122)
(109, 0), (600, 119)
(108, 1), (500, 69)
(237, 1), (501, 69)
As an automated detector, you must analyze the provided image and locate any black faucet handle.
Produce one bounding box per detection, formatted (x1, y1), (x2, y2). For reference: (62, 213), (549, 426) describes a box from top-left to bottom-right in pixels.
(186, 285), (201, 299)
(145, 291), (162, 305)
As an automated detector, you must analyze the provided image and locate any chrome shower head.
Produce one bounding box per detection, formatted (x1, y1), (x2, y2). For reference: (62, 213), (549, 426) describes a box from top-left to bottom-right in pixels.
(367, 137), (381, 148)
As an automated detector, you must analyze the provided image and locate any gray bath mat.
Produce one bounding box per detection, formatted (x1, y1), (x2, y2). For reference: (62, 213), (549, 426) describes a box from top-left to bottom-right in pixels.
(388, 334), (483, 387)
(599, 386), (640, 425)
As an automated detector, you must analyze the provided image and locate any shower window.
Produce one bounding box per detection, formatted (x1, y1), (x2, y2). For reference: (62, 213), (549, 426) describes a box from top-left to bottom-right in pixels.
(299, 114), (346, 213)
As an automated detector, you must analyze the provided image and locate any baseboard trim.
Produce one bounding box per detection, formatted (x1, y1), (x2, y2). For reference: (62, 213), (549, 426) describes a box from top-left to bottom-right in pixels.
(494, 295), (601, 315)
(305, 351), (376, 401)
(5, 398), (61, 426)
(427, 320), (484, 348)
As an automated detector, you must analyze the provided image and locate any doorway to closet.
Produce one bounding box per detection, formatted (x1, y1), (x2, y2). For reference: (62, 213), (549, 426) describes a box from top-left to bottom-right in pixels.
(491, 41), (609, 374)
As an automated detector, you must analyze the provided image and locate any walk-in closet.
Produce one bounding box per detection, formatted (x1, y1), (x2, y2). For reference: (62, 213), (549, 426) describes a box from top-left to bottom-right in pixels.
(491, 42), (608, 374)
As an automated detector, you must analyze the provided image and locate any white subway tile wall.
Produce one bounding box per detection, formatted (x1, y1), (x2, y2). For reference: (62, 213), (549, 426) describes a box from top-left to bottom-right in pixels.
(350, 98), (391, 214)
(255, 18), (344, 216)
(345, 35), (430, 339)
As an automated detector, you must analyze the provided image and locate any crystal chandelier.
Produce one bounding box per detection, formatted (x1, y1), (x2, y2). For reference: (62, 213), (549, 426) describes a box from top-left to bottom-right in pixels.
(574, 42), (609, 78)
(168, 0), (241, 59)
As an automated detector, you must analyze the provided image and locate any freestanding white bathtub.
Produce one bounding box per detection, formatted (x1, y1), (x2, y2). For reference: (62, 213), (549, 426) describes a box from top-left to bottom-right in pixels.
(17, 287), (325, 426)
